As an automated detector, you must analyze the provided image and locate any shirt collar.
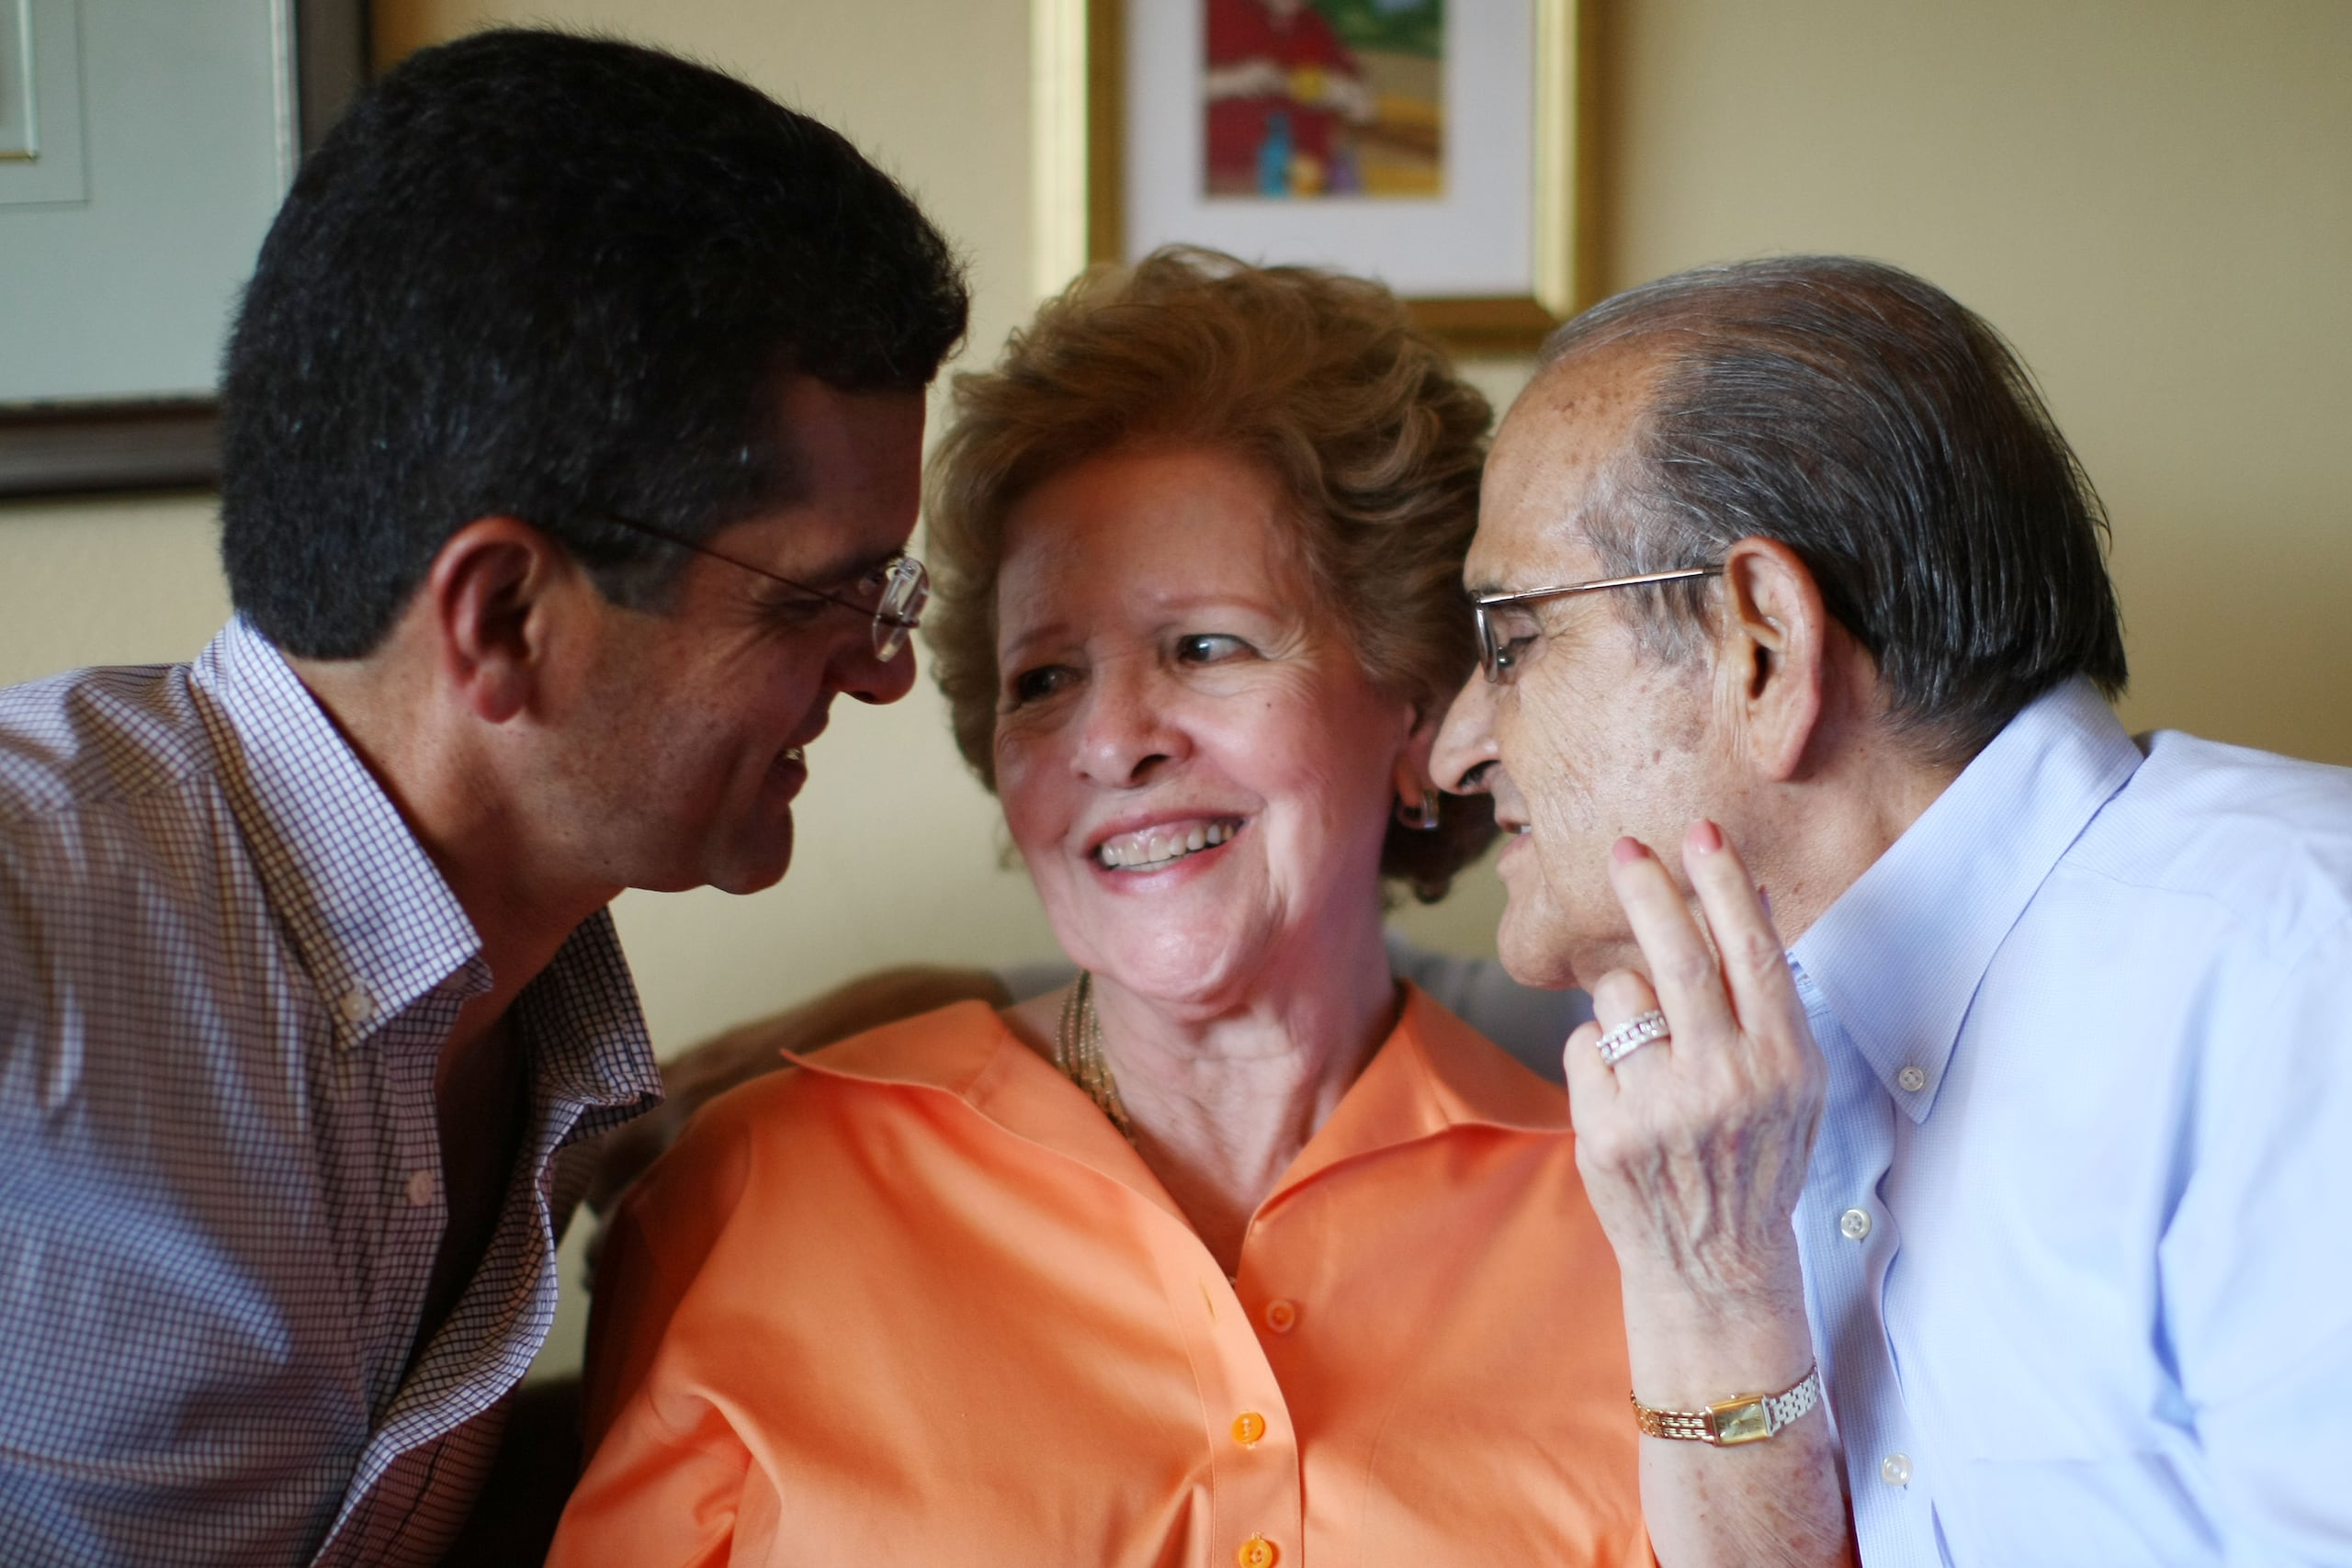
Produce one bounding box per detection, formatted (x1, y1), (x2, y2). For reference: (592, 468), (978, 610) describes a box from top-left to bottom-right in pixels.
(191, 618), (484, 1053)
(1263, 983), (1568, 1206)
(787, 983), (1566, 1216)
(1789, 677), (2143, 1122)
(187, 618), (662, 1110)
(518, 909), (664, 1111)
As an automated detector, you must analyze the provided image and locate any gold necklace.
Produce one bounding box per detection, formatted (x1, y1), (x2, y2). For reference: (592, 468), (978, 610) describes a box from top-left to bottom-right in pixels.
(1054, 972), (1135, 1140)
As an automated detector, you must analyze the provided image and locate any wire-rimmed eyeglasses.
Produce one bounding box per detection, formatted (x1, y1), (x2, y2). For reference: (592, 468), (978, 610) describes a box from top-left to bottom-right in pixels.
(1471, 566), (1722, 683)
(590, 512), (929, 663)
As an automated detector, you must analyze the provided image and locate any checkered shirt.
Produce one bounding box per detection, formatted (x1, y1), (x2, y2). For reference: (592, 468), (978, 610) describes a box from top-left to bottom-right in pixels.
(0, 618), (662, 1566)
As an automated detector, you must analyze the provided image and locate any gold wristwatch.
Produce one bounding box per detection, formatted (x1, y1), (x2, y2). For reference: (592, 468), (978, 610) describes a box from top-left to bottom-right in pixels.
(1631, 1363), (1821, 1445)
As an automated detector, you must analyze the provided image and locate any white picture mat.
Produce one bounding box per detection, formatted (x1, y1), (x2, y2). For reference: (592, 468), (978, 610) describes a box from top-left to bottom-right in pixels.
(1123, 0), (1535, 299)
(1, 0), (36, 159)
(0, 0), (83, 203)
(0, 0), (288, 401)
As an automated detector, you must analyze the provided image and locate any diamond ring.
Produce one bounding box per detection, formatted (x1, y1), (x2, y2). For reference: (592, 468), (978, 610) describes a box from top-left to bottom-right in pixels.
(1595, 1009), (1670, 1068)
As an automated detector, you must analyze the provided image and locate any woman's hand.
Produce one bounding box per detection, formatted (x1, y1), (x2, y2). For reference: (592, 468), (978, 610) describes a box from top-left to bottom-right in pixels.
(1561, 820), (1852, 1568)
(1563, 821), (1824, 1320)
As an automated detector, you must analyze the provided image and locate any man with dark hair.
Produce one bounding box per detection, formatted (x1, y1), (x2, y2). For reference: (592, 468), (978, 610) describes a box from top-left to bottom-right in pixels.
(0, 28), (965, 1566)
(1433, 256), (2351, 1563)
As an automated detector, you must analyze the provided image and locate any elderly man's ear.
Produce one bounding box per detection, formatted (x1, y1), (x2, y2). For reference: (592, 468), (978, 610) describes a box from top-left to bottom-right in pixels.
(1713, 536), (1838, 784)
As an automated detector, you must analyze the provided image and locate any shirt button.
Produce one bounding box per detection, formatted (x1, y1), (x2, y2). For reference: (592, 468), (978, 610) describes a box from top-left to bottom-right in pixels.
(1237, 1537), (1279, 1568)
(1263, 1299), (1298, 1334)
(1838, 1208), (1872, 1241)
(1230, 1411), (1267, 1446)
(338, 987), (372, 1024)
(404, 1169), (435, 1207)
(1896, 1065), (1928, 1093)
(1881, 1452), (1912, 1487)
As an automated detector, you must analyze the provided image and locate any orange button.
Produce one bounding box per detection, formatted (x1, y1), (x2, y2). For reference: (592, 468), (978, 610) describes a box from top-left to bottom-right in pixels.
(1262, 1298), (1297, 1334)
(1238, 1535), (1279, 1568)
(1230, 1411), (1267, 1446)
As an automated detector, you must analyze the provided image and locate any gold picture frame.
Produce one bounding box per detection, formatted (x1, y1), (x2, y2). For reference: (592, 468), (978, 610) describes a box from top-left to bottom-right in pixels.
(1032, 0), (1597, 355)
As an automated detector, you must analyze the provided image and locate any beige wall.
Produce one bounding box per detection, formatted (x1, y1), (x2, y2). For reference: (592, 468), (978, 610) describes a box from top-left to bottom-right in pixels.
(6, 0), (2346, 1046)
(1597, 0), (2352, 763)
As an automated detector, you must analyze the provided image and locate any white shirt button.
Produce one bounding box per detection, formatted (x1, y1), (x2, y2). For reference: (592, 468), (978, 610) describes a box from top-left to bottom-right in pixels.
(1881, 1452), (1912, 1487)
(1839, 1208), (1872, 1241)
(338, 987), (372, 1024)
(1896, 1065), (1928, 1093)
(404, 1168), (435, 1207)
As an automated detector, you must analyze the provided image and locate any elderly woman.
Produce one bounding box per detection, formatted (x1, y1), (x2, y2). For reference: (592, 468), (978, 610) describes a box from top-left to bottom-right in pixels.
(547, 251), (1649, 1566)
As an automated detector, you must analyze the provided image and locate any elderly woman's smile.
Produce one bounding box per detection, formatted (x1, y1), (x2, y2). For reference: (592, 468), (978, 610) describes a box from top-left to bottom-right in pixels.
(1091, 817), (1239, 870)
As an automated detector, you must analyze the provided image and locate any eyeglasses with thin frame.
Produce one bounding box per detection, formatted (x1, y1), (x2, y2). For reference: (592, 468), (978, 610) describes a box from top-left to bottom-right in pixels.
(1471, 566), (1722, 683)
(588, 512), (929, 663)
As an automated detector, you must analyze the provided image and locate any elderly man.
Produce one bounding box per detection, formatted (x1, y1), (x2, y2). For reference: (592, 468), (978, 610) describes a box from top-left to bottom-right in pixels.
(0, 30), (964, 1567)
(1432, 256), (2352, 1564)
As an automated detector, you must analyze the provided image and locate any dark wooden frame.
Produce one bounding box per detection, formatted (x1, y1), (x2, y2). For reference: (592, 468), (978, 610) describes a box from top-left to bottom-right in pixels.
(0, 0), (368, 502)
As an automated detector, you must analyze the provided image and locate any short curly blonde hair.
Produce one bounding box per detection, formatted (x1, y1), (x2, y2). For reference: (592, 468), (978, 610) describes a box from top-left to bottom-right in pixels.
(923, 247), (1496, 901)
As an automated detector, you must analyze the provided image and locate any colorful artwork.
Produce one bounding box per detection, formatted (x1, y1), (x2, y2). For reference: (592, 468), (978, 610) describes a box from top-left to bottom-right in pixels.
(1203, 0), (1443, 200)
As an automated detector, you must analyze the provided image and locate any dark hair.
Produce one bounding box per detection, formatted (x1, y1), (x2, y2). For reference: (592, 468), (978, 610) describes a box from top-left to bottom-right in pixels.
(926, 247), (1497, 902)
(1540, 254), (2128, 762)
(219, 28), (968, 659)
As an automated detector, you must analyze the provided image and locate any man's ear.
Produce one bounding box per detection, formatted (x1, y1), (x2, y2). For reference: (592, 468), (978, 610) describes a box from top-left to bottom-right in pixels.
(1713, 536), (1830, 783)
(421, 517), (581, 725)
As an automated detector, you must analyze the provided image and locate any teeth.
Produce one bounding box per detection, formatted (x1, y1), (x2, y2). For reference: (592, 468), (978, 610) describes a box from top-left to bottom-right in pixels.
(783, 747), (805, 763)
(1096, 818), (1238, 871)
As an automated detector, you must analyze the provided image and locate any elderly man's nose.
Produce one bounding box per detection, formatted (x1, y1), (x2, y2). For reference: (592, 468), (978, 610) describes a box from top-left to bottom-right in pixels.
(1430, 671), (1498, 794)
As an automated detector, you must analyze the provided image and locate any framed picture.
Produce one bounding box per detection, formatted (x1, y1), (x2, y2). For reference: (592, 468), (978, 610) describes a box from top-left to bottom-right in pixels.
(0, 0), (367, 500)
(1033, 0), (1594, 355)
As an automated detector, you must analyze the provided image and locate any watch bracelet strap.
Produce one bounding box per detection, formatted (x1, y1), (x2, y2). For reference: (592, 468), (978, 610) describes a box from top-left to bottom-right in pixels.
(1631, 1363), (1820, 1444)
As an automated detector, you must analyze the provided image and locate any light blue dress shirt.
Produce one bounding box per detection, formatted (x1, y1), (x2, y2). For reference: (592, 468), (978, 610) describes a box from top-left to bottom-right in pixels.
(1788, 677), (2352, 1565)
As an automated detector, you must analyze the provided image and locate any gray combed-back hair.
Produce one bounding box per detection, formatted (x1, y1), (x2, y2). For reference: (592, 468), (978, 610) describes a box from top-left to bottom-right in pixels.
(1539, 254), (2128, 763)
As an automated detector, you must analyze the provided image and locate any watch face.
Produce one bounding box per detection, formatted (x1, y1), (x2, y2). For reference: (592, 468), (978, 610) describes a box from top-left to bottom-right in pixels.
(1708, 1397), (1773, 1445)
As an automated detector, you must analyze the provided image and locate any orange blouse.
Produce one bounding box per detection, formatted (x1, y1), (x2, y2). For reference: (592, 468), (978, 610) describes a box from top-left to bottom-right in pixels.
(548, 987), (1650, 1567)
